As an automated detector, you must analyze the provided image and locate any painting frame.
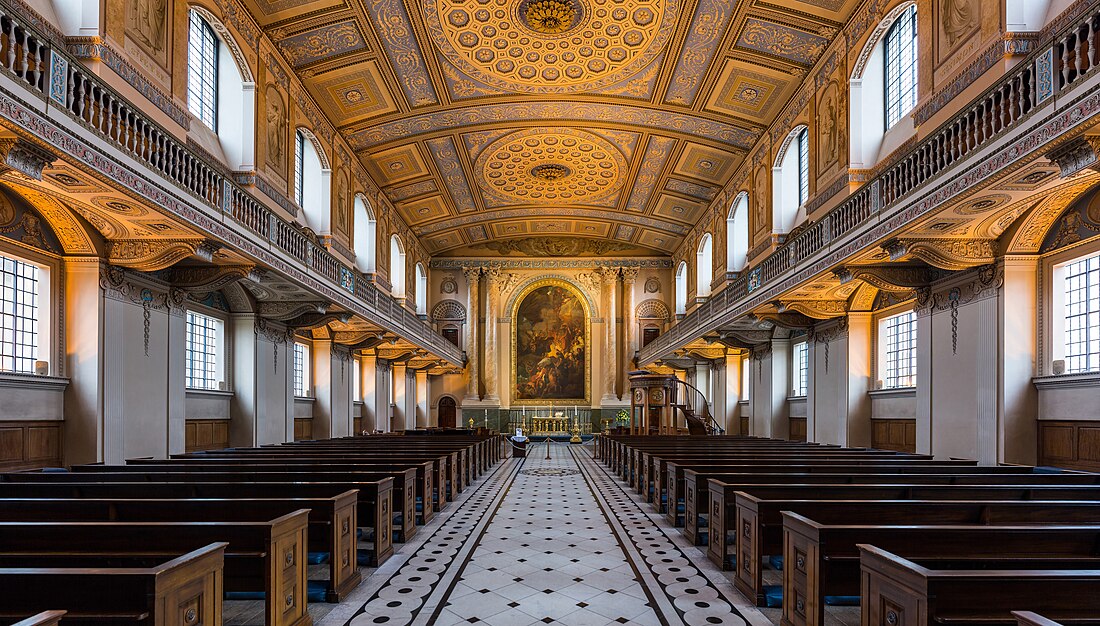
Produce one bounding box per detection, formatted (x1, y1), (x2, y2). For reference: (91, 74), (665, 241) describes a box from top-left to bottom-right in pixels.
(510, 278), (591, 406)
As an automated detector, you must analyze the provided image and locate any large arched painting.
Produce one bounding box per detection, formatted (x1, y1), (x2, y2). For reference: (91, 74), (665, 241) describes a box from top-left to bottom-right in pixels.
(513, 283), (588, 401)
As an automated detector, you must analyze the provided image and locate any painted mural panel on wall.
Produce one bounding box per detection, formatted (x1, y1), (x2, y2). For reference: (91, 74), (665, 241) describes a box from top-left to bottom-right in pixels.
(513, 282), (588, 403)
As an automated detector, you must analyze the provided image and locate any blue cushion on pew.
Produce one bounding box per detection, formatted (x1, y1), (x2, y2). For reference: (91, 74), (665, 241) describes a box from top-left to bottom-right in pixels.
(393, 513), (404, 526)
(660, 494), (668, 504)
(698, 531), (709, 545)
(415, 502), (424, 513)
(769, 555), (784, 571)
(725, 555), (737, 569)
(764, 585), (783, 608)
(824, 596), (860, 607)
(726, 534), (736, 546)
(676, 504), (685, 514)
(356, 528), (363, 540)
(1033, 466), (1066, 474)
(697, 515), (707, 528)
(39, 467), (68, 473)
(307, 552), (330, 565)
(226, 581), (327, 603)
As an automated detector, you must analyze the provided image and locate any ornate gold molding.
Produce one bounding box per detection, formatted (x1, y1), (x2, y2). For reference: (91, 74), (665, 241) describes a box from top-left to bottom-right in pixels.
(752, 310), (815, 329)
(777, 299), (848, 320)
(835, 265), (942, 292)
(160, 265), (259, 294)
(883, 239), (996, 271)
(0, 138), (56, 180)
(1044, 135), (1100, 178)
(258, 301), (329, 321)
(106, 239), (205, 272)
(285, 310), (354, 330)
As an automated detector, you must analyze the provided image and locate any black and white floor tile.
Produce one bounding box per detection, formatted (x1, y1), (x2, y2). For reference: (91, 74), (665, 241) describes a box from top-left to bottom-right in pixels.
(318, 442), (772, 626)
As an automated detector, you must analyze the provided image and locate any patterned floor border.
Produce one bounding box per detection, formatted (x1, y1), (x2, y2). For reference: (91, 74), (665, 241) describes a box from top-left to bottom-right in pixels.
(325, 455), (523, 626)
(571, 446), (773, 626)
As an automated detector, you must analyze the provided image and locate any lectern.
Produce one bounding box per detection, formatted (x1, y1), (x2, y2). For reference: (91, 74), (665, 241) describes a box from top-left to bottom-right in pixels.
(628, 372), (679, 435)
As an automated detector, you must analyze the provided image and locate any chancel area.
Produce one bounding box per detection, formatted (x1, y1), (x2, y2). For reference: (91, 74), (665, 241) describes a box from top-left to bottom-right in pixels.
(3, 0), (1100, 624)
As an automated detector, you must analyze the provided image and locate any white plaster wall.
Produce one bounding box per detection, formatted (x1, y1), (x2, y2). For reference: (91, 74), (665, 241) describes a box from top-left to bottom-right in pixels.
(186, 391), (231, 419)
(0, 380), (65, 421)
(927, 300), (982, 461)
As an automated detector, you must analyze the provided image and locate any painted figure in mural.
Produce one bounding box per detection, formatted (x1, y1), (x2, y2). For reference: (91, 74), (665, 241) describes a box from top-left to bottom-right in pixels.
(266, 88), (286, 169)
(131, 0), (167, 52)
(820, 91), (838, 160)
(942, 0), (976, 47)
(515, 285), (586, 400)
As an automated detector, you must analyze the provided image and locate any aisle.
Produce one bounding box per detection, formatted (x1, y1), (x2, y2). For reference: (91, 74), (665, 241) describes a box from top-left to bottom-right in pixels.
(337, 442), (763, 626)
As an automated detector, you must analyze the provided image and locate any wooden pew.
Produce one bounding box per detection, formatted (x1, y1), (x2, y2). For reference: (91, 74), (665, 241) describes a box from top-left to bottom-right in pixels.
(679, 469), (1099, 546)
(0, 515), (311, 626)
(20, 469), (420, 543)
(0, 486), (365, 598)
(8, 611), (65, 626)
(0, 543), (226, 626)
(721, 496), (1100, 607)
(859, 545), (1100, 626)
(783, 517), (1100, 626)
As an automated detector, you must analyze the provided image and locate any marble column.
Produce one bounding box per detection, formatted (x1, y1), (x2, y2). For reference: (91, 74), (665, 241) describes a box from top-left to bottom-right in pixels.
(375, 359), (391, 433)
(360, 353), (377, 433)
(404, 367), (418, 431)
(600, 267), (619, 403)
(483, 266), (501, 404)
(416, 369), (429, 428)
(463, 268), (480, 402)
(392, 362), (407, 431)
(724, 352), (742, 434)
(621, 268), (638, 372)
(695, 361), (712, 406)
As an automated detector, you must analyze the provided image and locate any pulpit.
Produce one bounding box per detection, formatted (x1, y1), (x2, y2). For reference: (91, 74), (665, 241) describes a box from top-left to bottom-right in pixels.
(628, 373), (679, 435)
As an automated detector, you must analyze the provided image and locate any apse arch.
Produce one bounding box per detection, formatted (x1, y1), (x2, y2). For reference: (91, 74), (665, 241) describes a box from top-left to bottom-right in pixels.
(509, 277), (592, 405)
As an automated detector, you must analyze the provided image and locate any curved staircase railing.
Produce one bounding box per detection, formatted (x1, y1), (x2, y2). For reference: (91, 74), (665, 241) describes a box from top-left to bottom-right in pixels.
(672, 379), (724, 436)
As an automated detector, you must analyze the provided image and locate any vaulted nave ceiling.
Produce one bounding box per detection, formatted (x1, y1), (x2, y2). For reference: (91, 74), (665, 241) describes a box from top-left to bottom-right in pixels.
(250, 0), (857, 255)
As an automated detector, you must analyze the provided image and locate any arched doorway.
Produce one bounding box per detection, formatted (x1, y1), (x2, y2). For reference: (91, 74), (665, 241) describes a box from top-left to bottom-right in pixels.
(438, 396), (457, 429)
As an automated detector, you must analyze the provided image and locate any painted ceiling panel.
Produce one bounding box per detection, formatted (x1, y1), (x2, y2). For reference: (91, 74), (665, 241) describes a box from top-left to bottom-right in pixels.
(256, 0), (856, 255)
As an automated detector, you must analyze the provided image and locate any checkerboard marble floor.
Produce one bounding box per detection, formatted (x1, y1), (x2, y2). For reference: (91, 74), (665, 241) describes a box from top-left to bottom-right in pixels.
(325, 442), (769, 626)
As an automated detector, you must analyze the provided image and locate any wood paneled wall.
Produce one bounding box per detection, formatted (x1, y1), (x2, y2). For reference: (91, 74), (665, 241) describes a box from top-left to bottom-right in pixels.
(184, 419), (229, 453)
(1038, 420), (1100, 471)
(294, 418), (313, 441)
(789, 417), (807, 442)
(871, 418), (916, 453)
(0, 421), (62, 470)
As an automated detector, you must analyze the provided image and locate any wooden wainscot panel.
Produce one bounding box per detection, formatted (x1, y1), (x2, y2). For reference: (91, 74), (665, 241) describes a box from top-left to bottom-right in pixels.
(294, 418), (313, 441)
(789, 417), (807, 442)
(1039, 420), (1100, 471)
(871, 419), (916, 453)
(184, 419), (230, 453)
(0, 421), (62, 470)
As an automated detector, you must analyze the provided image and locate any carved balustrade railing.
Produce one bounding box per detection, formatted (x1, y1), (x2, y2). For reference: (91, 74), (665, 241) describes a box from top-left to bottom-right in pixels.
(0, 1), (462, 364)
(640, 0), (1100, 364)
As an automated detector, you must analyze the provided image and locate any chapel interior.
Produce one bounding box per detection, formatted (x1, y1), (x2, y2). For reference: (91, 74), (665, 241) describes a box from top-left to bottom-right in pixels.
(2, 0), (1100, 624)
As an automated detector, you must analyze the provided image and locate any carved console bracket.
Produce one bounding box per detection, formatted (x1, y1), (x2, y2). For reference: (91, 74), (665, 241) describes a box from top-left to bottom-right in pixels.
(835, 265), (942, 292)
(882, 239), (996, 271)
(107, 239), (206, 272)
(777, 299), (848, 320)
(753, 310), (815, 329)
(0, 138), (57, 180)
(257, 301), (329, 322)
(159, 264), (259, 294)
(1045, 135), (1100, 178)
(285, 310), (354, 330)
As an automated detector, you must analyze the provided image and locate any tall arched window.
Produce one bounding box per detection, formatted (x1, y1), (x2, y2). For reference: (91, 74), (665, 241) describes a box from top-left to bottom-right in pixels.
(773, 125), (810, 235)
(696, 234), (713, 298)
(727, 193), (749, 273)
(187, 11), (218, 130)
(186, 8), (254, 171)
(295, 128), (329, 231)
(353, 195), (377, 273)
(414, 263), (427, 315)
(390, 235), (406, 299)
(675, 261), (687, 315)
(884, 4), (918, 129)
(850, 2), (918, 169)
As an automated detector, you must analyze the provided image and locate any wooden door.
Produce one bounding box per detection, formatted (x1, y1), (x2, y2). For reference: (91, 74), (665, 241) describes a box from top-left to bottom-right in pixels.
(439, 397), (457, 429)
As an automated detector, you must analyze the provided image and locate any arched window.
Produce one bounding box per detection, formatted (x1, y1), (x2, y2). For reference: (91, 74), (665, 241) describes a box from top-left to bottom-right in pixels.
(390, 235), (406, 299)
(850, 2), (918, 169)
(884, 4), (918, 129)
(414, 263), (427, 315)
(772, 125), (810, 235)
(675, 261), (687, 316)
(187, 11), (218, 130)
(696, 234), (713, 298)
(353, 195), (377, 273)
(186, 8), (254, 171)
(295, 128), (329, 231)
(727, 194), (749, 273)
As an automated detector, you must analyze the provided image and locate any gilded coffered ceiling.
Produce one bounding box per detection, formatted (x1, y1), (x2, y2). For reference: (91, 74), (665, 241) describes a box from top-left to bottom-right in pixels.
(252, 0), (857, 255)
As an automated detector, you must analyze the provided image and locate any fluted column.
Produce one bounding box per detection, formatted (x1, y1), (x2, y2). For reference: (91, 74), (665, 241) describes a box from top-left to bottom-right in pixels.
(600, 267), (619, 403)
(621, 268), (638, 372)
(375, 359), (392, 433)
(463, 267), (480, 402)
(483, 266), (501, 403)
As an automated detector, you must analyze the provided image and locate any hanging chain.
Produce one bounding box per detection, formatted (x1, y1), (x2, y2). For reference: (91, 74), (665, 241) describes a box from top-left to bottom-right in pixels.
(141, 289), (153, 357)
(949, 288), (960, 355)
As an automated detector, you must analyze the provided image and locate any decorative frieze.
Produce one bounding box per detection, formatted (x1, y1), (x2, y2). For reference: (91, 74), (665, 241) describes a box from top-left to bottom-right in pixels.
(106, 239), (206, 272)
(0, 138), (55, 180)
(777, 299), (847, 320)
(258, 301), (329, 321)
(883, 239), (997, 271)
(1045, 135), (1100, 178)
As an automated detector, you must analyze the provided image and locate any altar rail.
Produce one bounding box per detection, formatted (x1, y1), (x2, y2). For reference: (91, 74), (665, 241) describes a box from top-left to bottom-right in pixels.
(639, 0), (1100, 365)
(0, 0), (462, 365)
(505, 410), (594, 436)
